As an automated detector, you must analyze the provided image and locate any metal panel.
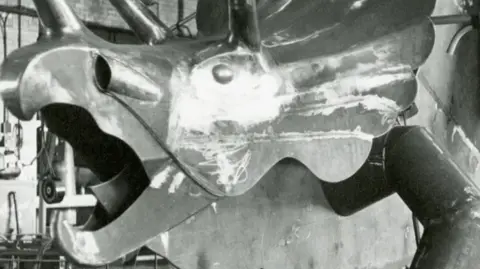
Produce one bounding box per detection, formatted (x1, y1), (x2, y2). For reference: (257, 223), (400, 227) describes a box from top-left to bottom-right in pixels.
(146, 160), (416, 269)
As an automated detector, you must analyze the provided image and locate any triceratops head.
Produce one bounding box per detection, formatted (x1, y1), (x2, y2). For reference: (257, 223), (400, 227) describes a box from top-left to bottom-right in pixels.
(0, 0), (436, 266)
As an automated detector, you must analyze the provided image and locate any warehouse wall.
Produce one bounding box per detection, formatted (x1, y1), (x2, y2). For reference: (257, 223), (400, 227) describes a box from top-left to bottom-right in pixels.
(0, 1), (478, 269)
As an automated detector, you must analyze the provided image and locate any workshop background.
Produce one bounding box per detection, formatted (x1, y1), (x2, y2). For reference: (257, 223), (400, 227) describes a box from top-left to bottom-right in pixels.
(0, 0), (479, 269)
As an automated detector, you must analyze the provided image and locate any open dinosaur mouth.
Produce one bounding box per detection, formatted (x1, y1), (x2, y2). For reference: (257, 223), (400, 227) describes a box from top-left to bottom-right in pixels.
(40, 103), (151, 225)
(41, 103), (140, 181)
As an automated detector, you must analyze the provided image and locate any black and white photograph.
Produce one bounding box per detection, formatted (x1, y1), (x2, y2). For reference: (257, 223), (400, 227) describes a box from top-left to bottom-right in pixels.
(0, 0), (478, 268)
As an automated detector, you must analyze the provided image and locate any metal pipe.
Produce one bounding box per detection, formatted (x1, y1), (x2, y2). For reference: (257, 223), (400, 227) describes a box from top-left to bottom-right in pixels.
(447, 25), (473, 55)
(168, 12), (196, 31)
(108, 0), (170, 45)
(17, 0), (21, 47)
(0, 4), (196, 37)
(37, 196), (47, 234)
(387, 127), (480, 269)
(430, 14), (471, 25)
(384, 127), (480, 224)
(38, 195), (96, 209)
(63, 142), (76, 223)
(321, 133), (394, 216)
(323, 126), (480, 269)
(0, 4), (133, 35)
(54, 141), (77, 223)
(36, 121), (47, 234)
(32, 0), (83, 35)
(412, 214), (421, 246)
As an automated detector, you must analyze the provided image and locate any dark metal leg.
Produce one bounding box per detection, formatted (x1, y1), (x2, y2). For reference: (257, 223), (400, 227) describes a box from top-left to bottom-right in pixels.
(385, 127), (480, 269)
(323, 126), (480, 269)
(321, 133), (394, 216)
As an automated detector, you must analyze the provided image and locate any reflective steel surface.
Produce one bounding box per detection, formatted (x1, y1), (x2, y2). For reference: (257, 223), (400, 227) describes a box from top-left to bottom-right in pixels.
(0, 0), (436, 265)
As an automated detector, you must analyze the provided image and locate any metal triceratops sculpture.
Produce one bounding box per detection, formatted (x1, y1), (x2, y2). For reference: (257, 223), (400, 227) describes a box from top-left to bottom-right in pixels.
(0, 0), (437, 266)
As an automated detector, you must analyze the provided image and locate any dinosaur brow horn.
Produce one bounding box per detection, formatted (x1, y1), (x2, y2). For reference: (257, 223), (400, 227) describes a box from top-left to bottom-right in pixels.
(108, 0), (170, 45)
(228, 0), (262, 50)
(33, 0), (84, 35)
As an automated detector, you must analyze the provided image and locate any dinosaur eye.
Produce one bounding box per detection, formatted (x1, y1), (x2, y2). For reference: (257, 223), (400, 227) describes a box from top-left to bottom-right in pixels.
(212, 63), (234, 84)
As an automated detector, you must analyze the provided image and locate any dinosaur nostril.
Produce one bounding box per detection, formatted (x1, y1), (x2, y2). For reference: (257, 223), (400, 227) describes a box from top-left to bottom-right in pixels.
(94, 55), (112, 91)
(92, 54), (162, 101)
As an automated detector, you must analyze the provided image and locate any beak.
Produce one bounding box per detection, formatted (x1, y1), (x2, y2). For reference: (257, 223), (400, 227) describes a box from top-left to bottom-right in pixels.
(0, 40), (99, 120)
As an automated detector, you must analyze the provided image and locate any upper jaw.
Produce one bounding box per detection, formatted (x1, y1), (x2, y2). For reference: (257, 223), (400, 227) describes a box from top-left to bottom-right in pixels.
(0, 43), (58, 120)
(0, 36), (92, 119)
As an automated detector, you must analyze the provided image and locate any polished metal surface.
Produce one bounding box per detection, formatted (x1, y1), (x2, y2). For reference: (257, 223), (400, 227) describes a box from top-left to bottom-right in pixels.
(148, 127), (480, 269)
(108, 0), (171, 45)
(0, 0), (436, 266)
(41, 195), (97, 209)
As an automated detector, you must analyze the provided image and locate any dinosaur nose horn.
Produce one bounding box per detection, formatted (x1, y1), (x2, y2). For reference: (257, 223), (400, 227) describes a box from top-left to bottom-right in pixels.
(33, 0), (84, 35)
